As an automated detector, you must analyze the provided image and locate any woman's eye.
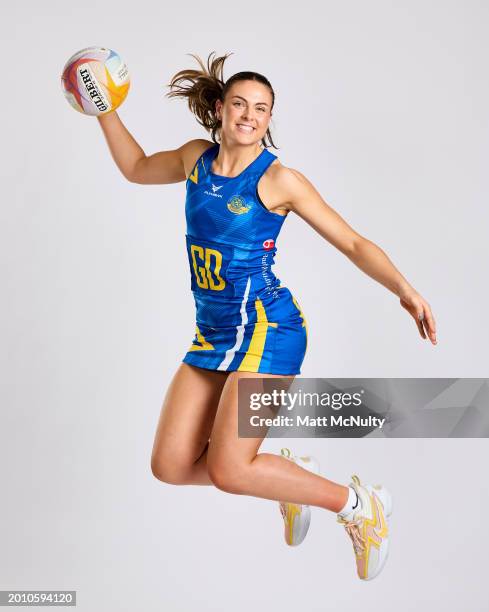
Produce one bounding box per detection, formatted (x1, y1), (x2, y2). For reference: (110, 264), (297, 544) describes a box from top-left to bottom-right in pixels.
(257, 108), (266, 112)
(233, 102), (242, 107)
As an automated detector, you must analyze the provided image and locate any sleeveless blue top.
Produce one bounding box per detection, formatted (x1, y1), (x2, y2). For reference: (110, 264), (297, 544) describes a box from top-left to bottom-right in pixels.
(185, 144), (288, 324)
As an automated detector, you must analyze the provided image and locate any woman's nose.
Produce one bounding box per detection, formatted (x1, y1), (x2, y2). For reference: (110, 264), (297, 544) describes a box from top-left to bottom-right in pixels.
(242, 108), (255, 121)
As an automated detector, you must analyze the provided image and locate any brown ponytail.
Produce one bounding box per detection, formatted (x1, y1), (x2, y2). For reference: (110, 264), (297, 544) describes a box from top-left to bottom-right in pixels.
(166, 52), (278, 149)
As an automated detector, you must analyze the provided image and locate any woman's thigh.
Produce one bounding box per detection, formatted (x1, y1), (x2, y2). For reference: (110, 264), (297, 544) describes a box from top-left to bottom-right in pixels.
(151, 362), (229, 481)
(207, 371), (295, 487)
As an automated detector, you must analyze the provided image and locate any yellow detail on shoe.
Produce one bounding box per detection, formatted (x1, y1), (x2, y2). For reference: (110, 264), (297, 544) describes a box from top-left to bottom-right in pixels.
(358, 491), (389, 579)
(280, 501), (302, 546)
(188, 325), (215, 351)
(238, 298), (277, 372)
(339, 475), (389, 580)
(188, 164), (199, 184)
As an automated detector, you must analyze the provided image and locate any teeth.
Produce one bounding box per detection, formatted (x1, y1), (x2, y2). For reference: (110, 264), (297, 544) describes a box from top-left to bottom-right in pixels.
(237, 124), (254, 133)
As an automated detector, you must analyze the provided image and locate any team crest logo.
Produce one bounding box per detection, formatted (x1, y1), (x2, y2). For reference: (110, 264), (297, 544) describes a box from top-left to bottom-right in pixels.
(263, 239), (275, 250)
(227, 195), (250, 215)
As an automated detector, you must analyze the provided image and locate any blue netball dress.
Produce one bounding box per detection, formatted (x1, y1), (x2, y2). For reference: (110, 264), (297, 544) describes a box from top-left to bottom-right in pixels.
(181, 143), (308, 375)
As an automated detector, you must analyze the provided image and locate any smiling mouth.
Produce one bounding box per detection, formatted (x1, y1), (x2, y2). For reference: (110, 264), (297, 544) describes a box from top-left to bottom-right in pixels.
(236, 124), (255, 133)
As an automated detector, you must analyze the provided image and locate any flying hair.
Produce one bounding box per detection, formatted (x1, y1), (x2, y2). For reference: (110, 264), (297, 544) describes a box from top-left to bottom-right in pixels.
(166, 52), (277, 148)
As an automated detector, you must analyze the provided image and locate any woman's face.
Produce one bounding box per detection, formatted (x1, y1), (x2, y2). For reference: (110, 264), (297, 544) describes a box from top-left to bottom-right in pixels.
(216, 80), (273, 146)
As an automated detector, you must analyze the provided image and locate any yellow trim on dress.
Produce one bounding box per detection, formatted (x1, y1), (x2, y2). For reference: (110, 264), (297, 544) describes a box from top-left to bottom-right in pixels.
(238, 298), (277, 372)
(188, 325), (215, 351)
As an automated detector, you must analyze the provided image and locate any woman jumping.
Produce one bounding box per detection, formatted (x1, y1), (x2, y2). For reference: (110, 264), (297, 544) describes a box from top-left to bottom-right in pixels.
(97, 52), (437, 581)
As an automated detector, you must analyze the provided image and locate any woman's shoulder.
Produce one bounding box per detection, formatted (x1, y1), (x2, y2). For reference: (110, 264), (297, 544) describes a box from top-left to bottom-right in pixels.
(266, 158), (304, 179)
(263, 158), (311, 195)
(180, 139), (215, 177)
(255, 159), (302, 214)
(259, 158), (312, 214)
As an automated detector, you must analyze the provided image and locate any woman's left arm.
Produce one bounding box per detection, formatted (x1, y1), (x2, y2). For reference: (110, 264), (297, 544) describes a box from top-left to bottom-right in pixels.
(278, 166), (437, 345)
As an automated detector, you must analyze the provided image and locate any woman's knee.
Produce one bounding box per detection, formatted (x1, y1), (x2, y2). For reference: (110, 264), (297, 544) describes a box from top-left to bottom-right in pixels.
(207, 457), (249, 494)
(151, 453), (194, 485)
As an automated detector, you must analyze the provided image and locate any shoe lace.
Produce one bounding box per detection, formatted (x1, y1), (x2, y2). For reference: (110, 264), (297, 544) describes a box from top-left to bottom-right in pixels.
(338, 517), (365, 556)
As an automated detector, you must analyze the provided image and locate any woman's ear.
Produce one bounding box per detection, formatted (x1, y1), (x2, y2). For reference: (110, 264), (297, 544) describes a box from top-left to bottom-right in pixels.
(215, 99), (223, 121)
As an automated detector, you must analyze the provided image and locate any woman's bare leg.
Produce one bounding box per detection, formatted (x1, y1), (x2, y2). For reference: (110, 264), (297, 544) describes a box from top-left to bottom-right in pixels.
(151, 363), (229, 485)
(207, 371), (349, 512)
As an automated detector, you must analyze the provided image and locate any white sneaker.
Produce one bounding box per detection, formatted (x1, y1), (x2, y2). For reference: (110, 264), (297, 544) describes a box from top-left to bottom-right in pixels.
(338, 475), (393, 580)
(278, 448), (320, 546)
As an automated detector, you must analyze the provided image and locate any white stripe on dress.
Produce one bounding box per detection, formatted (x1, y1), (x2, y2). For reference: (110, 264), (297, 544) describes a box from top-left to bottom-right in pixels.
(217, 276), (251, 371)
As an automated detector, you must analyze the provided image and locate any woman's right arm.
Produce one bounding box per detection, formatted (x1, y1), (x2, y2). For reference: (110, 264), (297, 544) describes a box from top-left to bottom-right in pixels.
(97, 111), (212, 185)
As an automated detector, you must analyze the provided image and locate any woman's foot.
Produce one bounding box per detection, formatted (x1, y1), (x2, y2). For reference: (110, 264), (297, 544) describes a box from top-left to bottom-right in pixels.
(278, 448), (320, 546)
(337, 475), (393, 580)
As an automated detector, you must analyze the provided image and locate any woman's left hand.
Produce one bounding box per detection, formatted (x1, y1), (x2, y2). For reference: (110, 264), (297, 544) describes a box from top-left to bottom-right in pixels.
(399, 290), (437, 345)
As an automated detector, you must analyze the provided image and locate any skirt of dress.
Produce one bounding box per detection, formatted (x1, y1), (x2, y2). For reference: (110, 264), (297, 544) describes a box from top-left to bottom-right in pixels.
(181, 312), (308, 375)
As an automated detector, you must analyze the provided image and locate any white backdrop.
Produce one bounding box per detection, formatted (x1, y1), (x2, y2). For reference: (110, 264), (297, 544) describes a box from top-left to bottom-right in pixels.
(1, 1), (488, 610)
